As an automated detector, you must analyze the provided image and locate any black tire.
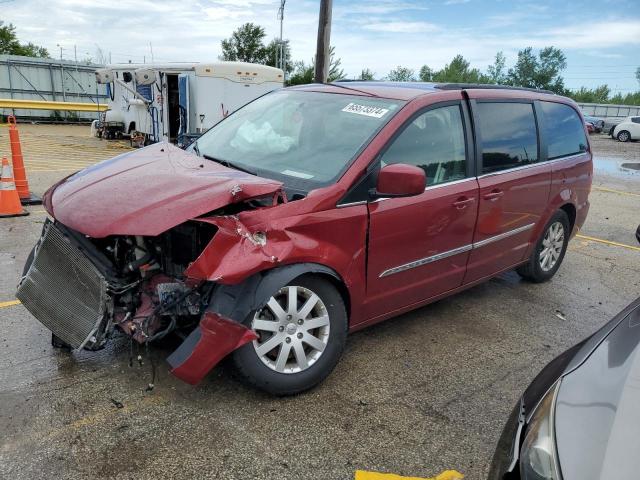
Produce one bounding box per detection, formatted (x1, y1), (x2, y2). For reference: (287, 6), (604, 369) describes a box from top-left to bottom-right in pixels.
(233, 275), (348, 396)
(617, 130), (631, 142)
(516, 210), (570, 283)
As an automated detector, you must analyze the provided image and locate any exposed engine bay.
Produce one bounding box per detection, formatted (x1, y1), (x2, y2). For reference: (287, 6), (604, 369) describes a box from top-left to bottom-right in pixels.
(18, 218), (219, 351)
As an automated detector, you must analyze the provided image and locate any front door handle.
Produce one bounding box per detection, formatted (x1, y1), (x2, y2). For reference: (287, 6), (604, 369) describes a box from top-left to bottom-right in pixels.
(483, 189), (504, 201)
(452, 197), (475, 209)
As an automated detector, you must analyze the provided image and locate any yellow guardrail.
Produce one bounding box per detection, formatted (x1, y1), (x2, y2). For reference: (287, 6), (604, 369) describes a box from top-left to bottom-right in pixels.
(0, 98), (108, 112)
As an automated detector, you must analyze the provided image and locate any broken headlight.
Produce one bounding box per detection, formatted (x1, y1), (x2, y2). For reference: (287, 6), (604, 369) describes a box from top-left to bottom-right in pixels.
(520, 380), (562, 480)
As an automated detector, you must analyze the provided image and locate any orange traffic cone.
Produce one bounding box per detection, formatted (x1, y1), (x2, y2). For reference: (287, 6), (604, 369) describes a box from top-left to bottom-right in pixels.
(0, 157), (29, 218)
(7, 115), (41, 205)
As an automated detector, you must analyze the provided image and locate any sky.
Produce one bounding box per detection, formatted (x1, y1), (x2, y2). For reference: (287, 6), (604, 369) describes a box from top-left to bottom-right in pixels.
(2, 0), (640, 93)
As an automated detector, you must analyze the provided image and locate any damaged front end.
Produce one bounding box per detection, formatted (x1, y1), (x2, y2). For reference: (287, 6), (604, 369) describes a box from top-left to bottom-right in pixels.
(17, 214), (260, 383)
(17, 143), (298, 384)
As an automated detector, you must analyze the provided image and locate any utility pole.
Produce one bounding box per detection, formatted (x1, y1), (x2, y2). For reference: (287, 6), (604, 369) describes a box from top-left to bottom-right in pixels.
(277, 0), (286, 72)
(314, 0), (332, 83)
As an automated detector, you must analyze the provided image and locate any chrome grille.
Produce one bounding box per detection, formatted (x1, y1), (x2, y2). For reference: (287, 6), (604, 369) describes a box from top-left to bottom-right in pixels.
(16, 220), (108, 349)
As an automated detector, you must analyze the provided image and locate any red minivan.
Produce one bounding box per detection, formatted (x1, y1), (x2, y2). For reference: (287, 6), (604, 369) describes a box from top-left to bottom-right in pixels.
(18, 82), (592, 395)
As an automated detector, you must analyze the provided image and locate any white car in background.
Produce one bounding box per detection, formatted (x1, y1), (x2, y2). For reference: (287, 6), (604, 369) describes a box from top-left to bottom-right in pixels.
(613, 116), (640, 142)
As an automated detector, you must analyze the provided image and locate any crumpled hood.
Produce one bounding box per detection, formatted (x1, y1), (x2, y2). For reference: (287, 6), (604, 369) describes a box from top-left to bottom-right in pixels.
(46, 143), (284, 237)
(554, 303), (640, 480)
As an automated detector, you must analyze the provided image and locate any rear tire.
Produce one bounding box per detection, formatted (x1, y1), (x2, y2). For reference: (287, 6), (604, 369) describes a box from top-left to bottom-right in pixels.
(516, 210), (570, 283)
(617, 130), (631, 142)
(233, 275), (347, 396)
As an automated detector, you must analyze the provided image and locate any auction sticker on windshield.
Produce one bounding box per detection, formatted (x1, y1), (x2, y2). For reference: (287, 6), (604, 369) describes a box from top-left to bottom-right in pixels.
(342, 103), (389, 118)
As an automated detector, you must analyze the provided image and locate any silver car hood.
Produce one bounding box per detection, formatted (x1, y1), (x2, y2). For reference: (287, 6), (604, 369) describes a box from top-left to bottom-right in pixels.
(555, 304), (640, 480)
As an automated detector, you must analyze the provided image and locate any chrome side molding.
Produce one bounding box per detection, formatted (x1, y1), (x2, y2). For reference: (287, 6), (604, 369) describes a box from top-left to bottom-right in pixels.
(379, 223), (535, 278)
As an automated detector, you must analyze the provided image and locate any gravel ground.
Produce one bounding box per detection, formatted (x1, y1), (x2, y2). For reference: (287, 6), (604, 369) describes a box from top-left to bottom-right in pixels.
(0, 125), (638, 480)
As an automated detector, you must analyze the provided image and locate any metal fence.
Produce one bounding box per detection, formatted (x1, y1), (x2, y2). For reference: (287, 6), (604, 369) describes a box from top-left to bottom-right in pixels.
(577, 102), (640, 119)
(0, 54), (108, 121)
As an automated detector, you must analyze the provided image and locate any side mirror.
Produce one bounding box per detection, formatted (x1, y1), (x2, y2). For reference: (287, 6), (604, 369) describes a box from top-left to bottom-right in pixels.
(373, 164), (426, 198)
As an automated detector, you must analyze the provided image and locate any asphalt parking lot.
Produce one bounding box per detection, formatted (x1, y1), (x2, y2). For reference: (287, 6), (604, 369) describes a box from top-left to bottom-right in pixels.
(1, 125), (639, 480)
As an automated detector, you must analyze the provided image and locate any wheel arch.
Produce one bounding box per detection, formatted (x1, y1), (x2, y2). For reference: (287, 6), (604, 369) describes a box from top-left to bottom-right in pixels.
(207, 262), (351, 326)
(559, 202), (577, 232)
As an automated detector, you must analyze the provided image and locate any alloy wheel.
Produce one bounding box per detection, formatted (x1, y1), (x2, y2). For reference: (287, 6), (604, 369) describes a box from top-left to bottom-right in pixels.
(251, 285), (330, 374)
(539, 221), (565, 272)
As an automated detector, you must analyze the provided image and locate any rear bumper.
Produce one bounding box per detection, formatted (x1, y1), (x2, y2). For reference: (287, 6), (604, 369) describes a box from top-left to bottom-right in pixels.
(167, 312), (257, 385)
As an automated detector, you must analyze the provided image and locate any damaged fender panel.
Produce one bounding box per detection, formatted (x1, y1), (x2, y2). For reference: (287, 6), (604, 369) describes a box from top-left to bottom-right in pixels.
(167, 264), (342, 384)
(186, 206), (368, 291)
(168, 312), (258, 385)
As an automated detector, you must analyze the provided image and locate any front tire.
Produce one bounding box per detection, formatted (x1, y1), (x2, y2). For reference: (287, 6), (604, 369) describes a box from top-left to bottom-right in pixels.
(617, 130), (631, 142)
(516, 210), (570, 283)
(233, 275), (347, 395)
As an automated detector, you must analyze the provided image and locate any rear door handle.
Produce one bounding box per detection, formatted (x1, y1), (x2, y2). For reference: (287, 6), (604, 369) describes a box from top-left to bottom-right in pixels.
(483, 190), (504, 201)
(452, 197), (475, 209)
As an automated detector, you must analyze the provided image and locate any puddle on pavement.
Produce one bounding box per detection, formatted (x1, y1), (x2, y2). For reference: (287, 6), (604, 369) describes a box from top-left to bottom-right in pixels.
(593, 156), (640, 177)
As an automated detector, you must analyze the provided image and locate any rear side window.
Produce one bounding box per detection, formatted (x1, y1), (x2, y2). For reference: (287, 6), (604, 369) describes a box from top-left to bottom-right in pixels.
(541, 102), (588, 159)
(632, 117), (640, 124)
(379, 104), (467, 186)
(477, 102), (539, 174)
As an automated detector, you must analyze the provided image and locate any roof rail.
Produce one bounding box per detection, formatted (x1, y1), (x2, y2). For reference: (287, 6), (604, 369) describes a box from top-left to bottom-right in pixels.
(435, 83), (556, 95)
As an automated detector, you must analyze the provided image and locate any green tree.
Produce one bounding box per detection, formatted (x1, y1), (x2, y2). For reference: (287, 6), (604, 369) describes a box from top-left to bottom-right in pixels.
(288, 60), (313, 85)
(386, 66), (415, 82)
(507, 46), (566, 93)
(288, 47), (345, 85)
(0, 22), (48, 57)
(358, 68), (375, 80)
(263, 38), (292, 73)
(419, 65), (434, 82)
(220, 23), (267, 63)
(432, 54), (488, 83)
(487, 51), (507, 84)
(636, 66), (640, 87)
(569, 85), (610, 103)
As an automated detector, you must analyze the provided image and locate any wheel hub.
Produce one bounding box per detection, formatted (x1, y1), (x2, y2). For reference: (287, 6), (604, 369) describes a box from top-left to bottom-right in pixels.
(251, 285), (330, 374)
(539, 221), (564, 272)
(285, 323), (297, 335)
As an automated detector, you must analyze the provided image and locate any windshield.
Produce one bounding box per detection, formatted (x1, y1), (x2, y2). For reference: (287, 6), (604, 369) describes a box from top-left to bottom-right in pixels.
(192, 90), (404, 191)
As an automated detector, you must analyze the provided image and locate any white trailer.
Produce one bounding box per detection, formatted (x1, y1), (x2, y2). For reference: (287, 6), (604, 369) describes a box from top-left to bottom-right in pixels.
(94, 61), (284, 145)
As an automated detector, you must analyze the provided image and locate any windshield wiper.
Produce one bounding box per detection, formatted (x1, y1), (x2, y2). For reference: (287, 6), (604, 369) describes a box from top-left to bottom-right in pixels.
(202, 154), (257, 176)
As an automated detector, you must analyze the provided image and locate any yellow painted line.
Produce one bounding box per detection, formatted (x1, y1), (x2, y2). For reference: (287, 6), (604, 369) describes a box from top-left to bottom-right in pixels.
(25, 161), (94, 167)
(593, 186), (640, 198)
(29, 168), (84, 172)
(576, 234), (640, 252)
(0, 98), (108, 112)
(28, 210), (48, 215)
(0, 300), (21, 309)
(355, 471), (463, 480)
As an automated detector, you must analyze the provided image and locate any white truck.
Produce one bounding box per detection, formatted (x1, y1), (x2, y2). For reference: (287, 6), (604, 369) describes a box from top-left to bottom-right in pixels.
(94, 61), (284, 145)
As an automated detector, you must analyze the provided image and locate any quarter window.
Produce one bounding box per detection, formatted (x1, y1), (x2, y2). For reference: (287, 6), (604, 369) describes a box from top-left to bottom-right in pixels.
(379, 104), (467, 186)
(477, 102), (539, 174)
(540, 102), (588, 159)
(632, 117), (640, 124)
